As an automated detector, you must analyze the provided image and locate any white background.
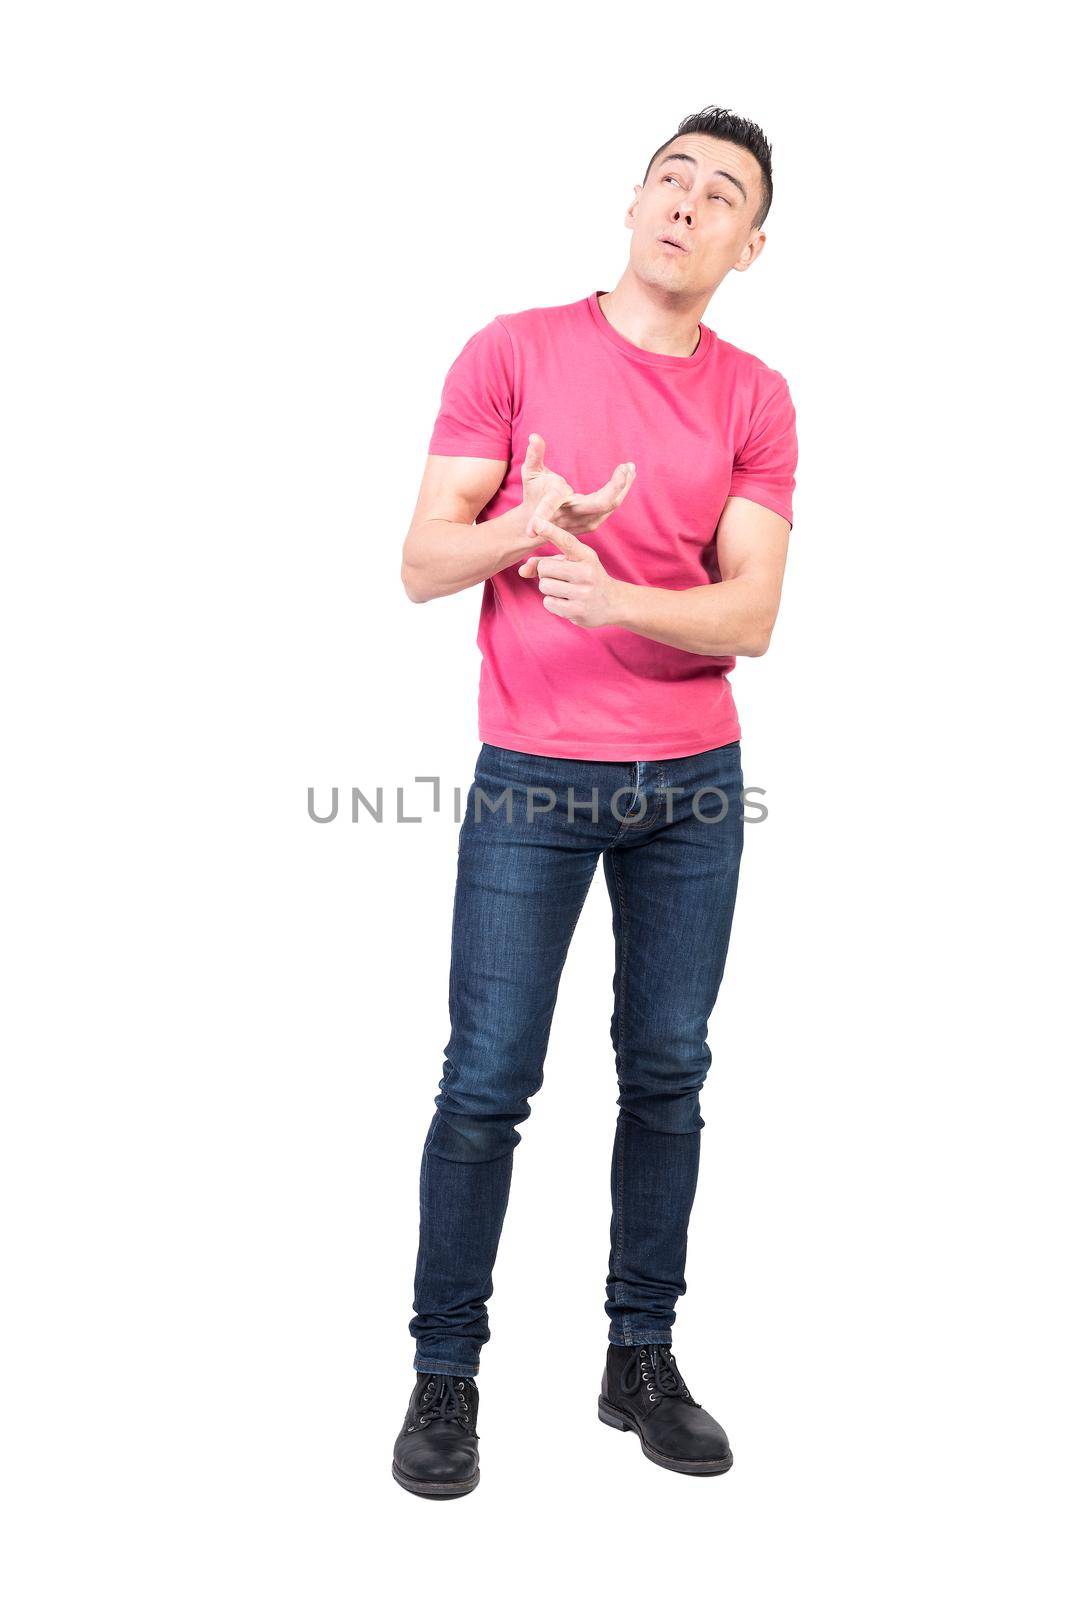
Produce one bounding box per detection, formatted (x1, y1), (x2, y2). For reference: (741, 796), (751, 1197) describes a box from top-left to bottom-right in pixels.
(2, 2), (1064, 1594)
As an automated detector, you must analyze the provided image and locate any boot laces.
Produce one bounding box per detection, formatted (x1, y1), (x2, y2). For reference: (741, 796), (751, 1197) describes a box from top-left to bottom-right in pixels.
(621, 1344), (696, 1407)
(412, 1373), (472, 1431)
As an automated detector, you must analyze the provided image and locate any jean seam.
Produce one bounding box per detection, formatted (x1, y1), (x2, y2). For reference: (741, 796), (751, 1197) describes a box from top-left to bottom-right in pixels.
(609, 846), (631, 1341)
(412, 1144), (430, 1314)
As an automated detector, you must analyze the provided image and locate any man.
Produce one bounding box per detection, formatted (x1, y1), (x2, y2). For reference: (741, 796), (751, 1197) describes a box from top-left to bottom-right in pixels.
(393, 105), (797, 1497)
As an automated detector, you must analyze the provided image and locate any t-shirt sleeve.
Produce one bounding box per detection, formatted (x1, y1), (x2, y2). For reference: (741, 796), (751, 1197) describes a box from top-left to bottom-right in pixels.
(427, 316), (514, 460)
(728, 373), (798, 527)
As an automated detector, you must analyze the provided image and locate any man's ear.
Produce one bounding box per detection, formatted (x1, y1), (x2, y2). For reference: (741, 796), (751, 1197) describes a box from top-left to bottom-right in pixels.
(732, 229), (767, 272)
(624, 182), (641, 231)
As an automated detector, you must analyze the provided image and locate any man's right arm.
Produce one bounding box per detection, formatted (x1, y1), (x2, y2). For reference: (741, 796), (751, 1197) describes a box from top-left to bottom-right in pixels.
(400, 454), (533, 604)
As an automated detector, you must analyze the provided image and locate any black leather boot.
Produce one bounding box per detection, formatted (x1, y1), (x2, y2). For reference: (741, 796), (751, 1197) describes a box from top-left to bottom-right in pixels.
(598, 1343), (732, 1475)
(392, 1371), (480, 1498)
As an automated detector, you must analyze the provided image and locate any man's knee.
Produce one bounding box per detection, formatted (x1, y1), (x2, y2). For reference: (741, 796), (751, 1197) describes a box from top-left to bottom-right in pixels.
(617, 1086), (705, 1136)
(430, 1043), (545, 1161)
(616, 1041), (710, 1135)
(427, 1108), (527, 1163)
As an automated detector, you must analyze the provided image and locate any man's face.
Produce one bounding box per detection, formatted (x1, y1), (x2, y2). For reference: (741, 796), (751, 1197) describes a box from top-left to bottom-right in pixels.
(626, 134), (767, 296)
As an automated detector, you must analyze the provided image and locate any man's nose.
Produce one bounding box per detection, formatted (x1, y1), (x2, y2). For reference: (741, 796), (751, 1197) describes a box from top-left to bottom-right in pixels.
(672, 204), (694, 227)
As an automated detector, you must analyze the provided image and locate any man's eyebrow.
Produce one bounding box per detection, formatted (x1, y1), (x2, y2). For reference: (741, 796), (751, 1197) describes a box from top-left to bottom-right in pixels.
(654, 151), (748, 201)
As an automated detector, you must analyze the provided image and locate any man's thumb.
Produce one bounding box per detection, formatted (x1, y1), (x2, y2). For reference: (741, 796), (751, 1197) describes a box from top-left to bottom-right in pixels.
(523, 433), (545, 475)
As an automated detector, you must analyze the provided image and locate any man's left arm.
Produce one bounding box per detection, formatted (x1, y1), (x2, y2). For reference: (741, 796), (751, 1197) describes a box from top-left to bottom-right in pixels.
(609, 495), (791, 656)
(520, 494), (791, 657)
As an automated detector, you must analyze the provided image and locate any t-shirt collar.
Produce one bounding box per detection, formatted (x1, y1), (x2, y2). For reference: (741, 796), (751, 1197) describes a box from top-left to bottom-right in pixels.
(585, 289), (713, 369)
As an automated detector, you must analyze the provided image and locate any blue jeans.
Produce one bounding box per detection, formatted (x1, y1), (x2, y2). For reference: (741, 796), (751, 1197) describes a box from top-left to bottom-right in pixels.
(409, 739), (745, 1377)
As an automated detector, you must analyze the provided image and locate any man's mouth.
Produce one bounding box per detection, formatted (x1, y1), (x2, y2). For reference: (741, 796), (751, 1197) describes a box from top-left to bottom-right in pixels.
(657, 235), (689, 253)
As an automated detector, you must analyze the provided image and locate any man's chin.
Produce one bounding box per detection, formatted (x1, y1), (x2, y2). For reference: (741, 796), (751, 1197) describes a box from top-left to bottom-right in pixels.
(637, 260), (690, 296)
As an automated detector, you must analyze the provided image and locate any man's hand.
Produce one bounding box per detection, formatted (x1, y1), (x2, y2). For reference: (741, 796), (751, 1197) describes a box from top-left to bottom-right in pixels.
(520, 433), (635, 539)
(516, 517), (623, 628)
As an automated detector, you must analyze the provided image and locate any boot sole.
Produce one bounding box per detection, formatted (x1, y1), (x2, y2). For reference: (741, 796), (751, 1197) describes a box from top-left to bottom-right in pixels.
(597, 1397), (734, 1476)
(391, 1461), (480, 1498)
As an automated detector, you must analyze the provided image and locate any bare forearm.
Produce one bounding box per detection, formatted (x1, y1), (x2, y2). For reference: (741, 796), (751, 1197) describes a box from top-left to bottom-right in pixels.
(609, 575), (775, 657)
(402, 504), (532, 602)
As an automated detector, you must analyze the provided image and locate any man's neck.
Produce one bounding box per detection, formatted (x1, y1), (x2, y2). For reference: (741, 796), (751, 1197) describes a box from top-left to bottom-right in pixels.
(597, 275), (709, 359)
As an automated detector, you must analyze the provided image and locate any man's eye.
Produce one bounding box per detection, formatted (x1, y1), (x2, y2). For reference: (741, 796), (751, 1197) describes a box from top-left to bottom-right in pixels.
(662, 175), (681, 186)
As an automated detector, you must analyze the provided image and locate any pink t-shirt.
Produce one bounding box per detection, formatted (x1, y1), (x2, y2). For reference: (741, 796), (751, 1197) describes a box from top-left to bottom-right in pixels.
(427, 288), (797, 761)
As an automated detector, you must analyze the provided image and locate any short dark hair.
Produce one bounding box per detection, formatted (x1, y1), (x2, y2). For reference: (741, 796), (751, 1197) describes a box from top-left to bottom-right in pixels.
(644, 105), (774, 230)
